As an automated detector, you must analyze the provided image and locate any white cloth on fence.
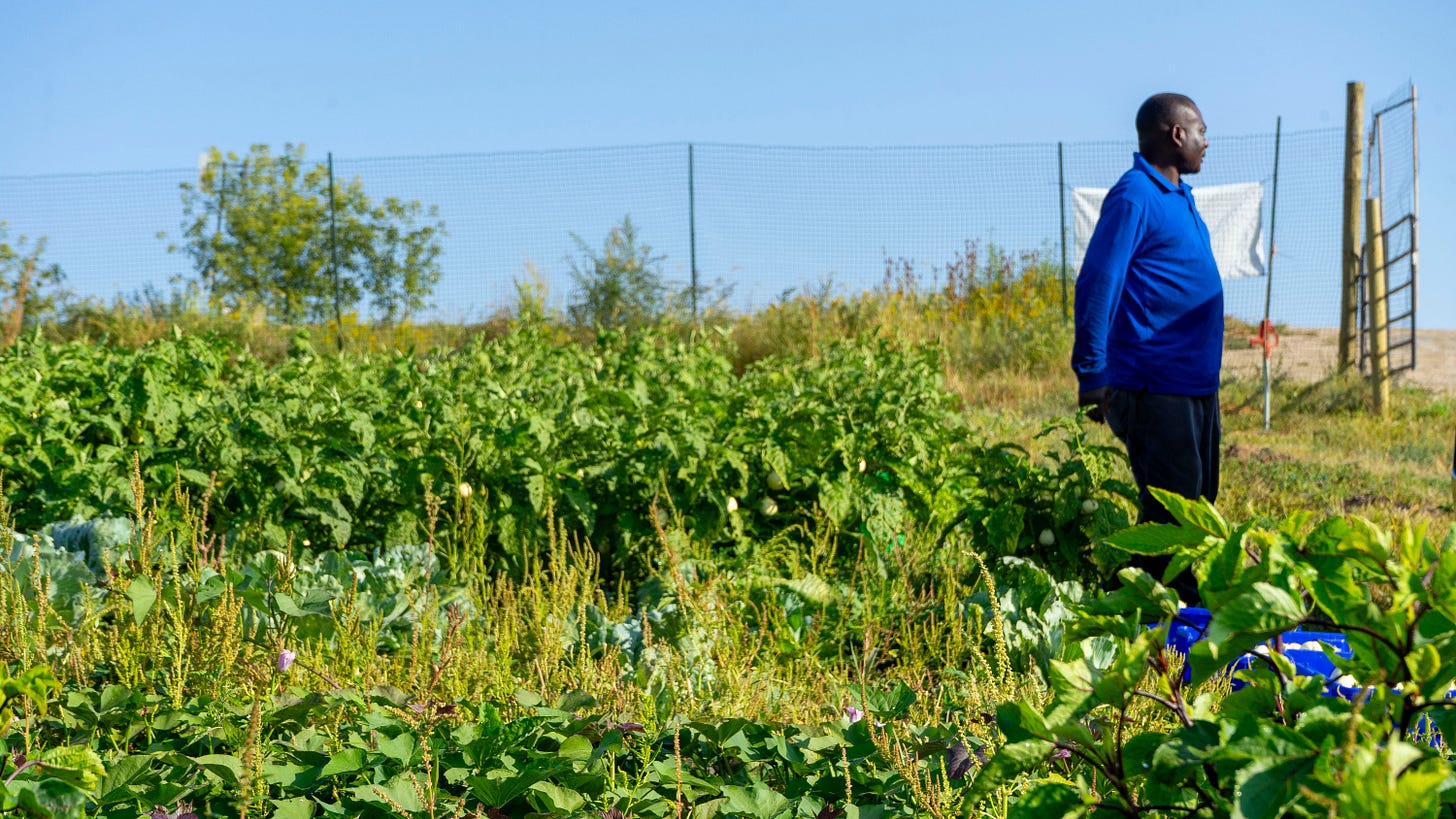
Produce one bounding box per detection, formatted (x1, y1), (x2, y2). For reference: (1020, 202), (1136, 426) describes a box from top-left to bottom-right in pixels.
(1072, 181), (1266, 280)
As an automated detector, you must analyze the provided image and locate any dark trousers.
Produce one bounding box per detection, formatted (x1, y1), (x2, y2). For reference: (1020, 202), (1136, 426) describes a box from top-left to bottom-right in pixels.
(1105, 390), (1221, 604)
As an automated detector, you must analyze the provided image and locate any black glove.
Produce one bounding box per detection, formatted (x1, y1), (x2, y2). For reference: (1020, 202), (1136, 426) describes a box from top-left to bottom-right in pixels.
(1079, 387), (1109, 424)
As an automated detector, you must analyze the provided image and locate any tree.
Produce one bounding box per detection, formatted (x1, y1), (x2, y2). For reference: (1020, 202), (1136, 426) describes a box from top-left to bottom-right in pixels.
(169, 144), (445, 325)
(0, 222), (66, 345)
(566, 215), (736, 330)
(566, 216), (672, 330)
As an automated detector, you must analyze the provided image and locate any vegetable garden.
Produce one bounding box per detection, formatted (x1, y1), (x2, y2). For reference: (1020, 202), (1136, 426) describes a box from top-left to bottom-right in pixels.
(0, 306), (1453, 818)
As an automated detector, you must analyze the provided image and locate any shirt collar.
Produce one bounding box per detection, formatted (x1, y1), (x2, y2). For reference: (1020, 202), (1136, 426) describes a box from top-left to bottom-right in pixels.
(1132, 152), (1192, 194)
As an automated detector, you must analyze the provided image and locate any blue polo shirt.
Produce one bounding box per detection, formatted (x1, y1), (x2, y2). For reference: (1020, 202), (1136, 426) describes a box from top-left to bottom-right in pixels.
(1072, 153), (1223, 396)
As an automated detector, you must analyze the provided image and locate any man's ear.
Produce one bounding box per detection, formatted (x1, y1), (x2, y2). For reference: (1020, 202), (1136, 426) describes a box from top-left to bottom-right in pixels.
(1169, 123), (1186, 147)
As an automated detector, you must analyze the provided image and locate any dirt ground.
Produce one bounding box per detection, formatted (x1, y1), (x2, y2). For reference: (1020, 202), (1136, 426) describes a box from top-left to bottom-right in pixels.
(1224, 327), (1456, 393)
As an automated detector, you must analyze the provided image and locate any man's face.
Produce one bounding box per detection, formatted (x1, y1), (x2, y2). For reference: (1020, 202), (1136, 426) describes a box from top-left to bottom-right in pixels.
(1172, 105), (1209, 175)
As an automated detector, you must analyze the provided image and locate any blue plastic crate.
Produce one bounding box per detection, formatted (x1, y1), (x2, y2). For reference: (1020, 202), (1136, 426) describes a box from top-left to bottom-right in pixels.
(1162, 607), (1353, 689)
(1160, 608), (1447, 746)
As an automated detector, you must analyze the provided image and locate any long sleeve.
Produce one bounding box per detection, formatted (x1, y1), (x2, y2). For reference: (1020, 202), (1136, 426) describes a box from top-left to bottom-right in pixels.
(1072, 194), (1146, 392)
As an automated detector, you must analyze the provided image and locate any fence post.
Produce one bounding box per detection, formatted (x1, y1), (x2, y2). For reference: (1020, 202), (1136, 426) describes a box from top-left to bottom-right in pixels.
(1259, 117), (1282, 431)
(1364, 197), (1389, 415)
(1058, 142), (1068, 321)
(328, 152), (343, 351)
(689, 143), (698, 323)
(1339, 81), (1364, 372)
(1410, 83), (1421, 371)
(209, 157), (225, 311)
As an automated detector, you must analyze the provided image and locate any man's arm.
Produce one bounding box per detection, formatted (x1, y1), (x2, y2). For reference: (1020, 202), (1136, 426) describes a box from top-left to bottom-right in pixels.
(1072, 193), (1146, 420)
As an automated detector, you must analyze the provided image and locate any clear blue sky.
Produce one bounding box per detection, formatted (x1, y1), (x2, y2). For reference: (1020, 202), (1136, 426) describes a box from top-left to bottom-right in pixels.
(3, 0), (1453, 326)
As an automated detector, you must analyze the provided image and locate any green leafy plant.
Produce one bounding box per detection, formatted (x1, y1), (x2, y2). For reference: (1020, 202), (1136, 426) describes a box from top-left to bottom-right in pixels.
(973, 488), (1456, 817)
(0, 666), (105, 817)
(0, 330), (1122, 589)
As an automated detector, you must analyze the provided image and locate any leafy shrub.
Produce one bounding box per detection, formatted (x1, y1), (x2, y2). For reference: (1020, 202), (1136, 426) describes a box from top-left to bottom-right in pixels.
(974, 490), (1456, 817)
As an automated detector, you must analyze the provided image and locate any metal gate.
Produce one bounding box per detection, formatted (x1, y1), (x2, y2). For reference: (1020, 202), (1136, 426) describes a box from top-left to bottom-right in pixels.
(1359, 83), (1420, 376)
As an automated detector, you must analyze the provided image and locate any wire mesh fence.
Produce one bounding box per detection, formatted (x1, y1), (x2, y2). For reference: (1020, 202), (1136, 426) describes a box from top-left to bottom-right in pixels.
(0, 126), (1348, 376)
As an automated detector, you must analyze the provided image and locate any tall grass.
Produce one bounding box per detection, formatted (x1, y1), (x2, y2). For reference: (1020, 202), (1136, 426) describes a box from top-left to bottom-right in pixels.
(725, 242), (1070, 403)
(38, 289), (512, 362)
(0, 469), (1041, 733)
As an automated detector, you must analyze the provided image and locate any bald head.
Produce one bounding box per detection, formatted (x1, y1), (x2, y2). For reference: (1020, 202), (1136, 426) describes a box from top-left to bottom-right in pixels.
(1135, 93), (1208, 179)
(1137, 94), (1198, 145)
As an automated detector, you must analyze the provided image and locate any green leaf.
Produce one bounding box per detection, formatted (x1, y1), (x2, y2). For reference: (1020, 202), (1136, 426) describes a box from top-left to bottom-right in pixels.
(1403, 642), (1441, 683)
(467, 760), (564, 806)
(192, 753), (244, 786)
(1121, 731), (1168, 777)
(377, 732), (415, 766)
(1148, 487), (1229, 538)
(36, 745), (106, 793)
(553, 689), (596, 713)
(1430, 544), (1456, 619)
(269, 797), (316, 819)
(1150, 721), (1222, 783)
(98, 684), (133, 713)
(96, 753), (153, 803)
(1078, 568), (1181, 623)
(195, 573), (227, 603)
(528, 781), (586, 814)
(1191, 583), (1307, 685)
(765, 730), (803, 765)
(721, 783), (789, 819)
(319, 748), (367, 778)
(1008, 782), (1084, 818)
(1303, 556), (1374, 625)
(9, 778), (88, 818)
(263, 761), (316, 790)
(782, 573), (834, 605)
(966, 740), (1054, 805)
(996, 700), (1050, 744)
(353, 775), (425, 812)
(689, 798), (728, 819)
(1208, 583), (1306, 642)
(1235, 756), (1319, 819)
(1093, 632), (1154, 707)
(847, 681), (916, 720)
(273, 592), (310, 618)
(126, 576), (157, 626)
(557, 734), (593, 763)
(7, 667), (61, 718)
(1103, 523), (1201, 555)
(1196, 522), (1256, 604)
(1048, 655), (1094, 725)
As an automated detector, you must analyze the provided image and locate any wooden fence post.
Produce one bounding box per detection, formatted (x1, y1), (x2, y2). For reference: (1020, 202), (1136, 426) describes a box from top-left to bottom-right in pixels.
(1365, 197), (1389, 415)
(1339, 81), (1364, 373)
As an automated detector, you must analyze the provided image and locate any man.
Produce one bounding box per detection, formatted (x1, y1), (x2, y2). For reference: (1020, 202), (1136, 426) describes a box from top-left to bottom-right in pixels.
(1073, 93), (1221, 602)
